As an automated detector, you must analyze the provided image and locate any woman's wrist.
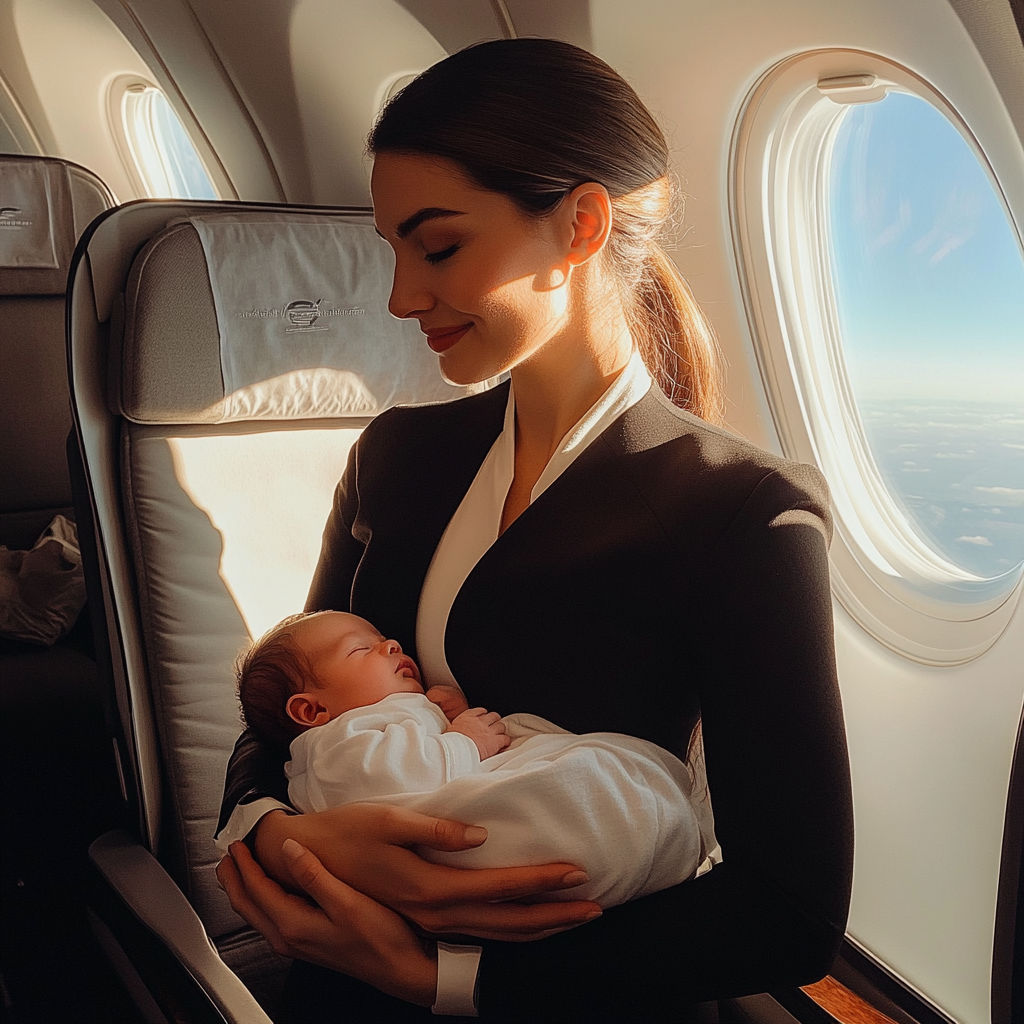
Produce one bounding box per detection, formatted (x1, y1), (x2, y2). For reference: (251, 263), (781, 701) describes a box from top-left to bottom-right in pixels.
(402, 940), (439, 1007)
(252, 808), (302, 886)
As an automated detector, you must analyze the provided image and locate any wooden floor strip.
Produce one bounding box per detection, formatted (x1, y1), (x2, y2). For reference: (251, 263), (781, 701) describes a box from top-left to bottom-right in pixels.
(801, 976), (900, 1024)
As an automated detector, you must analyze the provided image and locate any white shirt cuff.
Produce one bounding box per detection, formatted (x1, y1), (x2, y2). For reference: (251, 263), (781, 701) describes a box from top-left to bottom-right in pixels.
(214, 797), (294, 854)
(432, 942), (482, 1016)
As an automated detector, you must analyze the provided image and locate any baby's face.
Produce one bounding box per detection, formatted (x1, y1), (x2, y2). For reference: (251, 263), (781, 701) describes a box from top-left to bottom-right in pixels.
(288, 612), (423, 723)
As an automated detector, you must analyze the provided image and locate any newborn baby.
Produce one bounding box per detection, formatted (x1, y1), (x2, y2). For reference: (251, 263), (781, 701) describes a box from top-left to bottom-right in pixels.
(236, 610), (711, 908)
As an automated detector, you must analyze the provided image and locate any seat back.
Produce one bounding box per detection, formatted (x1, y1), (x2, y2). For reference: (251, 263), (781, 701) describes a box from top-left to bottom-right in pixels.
(66, 200), (473, 944)
(0, 154), (113, 549)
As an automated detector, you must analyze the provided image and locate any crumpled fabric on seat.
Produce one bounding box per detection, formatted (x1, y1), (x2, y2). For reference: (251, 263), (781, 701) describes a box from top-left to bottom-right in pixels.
(0, 513), (86, 645)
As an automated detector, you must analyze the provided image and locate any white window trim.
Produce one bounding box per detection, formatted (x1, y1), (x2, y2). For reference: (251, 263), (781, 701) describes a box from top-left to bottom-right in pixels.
(106, 75), (224, 201)
(730, 49), (1024, 666)
(374, 69), (424, 120)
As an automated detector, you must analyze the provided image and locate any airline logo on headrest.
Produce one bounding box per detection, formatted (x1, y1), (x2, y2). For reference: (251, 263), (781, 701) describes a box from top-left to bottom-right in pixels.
(235, 298), (366, 332)
(0, 206), (33, 229)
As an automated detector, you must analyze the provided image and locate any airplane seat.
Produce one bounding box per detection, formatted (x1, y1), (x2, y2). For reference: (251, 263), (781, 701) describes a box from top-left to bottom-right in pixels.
(0, 155), (118, 897)
(66, 199), (473, 1023)
(0, 154), (112, 548)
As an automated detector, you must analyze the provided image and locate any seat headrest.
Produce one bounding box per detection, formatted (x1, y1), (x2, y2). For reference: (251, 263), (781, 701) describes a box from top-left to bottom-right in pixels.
(115, 212), (470, 424)
(0, 155), (112, 296)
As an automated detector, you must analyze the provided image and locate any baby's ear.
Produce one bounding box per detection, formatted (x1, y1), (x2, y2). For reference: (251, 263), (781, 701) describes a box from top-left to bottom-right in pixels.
(286, 692), (330, 728)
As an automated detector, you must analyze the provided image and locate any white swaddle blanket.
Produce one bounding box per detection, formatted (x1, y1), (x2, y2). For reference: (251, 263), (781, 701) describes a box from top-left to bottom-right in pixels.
(286, 692), (704, 908)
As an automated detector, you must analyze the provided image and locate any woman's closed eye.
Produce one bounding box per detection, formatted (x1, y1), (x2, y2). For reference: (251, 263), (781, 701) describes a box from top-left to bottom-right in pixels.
(424, 244), (460, 265)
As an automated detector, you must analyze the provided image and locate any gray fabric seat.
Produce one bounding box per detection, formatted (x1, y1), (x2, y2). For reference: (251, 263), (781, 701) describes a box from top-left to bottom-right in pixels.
(67, 200), (477, 1023)
(0, 152), (114, 782)
(0, 155), (113, 549)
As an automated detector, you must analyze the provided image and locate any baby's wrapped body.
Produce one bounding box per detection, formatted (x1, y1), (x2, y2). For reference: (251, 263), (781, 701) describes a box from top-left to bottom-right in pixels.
(286, 692), (705, 908)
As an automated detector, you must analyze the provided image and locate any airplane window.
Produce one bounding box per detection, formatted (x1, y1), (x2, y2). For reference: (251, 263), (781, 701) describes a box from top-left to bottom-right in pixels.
(732, 51), (1024, 662)
(829, 92), (1024, 583)
(121, 84), (217, 200)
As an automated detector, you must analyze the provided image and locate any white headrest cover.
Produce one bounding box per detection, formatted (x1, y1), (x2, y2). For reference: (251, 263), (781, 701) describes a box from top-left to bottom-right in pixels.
(116, 212), (468, 424)
(0, 160), (58, 270)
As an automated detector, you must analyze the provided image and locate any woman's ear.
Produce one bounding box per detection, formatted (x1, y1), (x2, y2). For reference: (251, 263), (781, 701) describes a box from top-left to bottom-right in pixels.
(286, 692), (331, 728)
(564, 183), (613, 266)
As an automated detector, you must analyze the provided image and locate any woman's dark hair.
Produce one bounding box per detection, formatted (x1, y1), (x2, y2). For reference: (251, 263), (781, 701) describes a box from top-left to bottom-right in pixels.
(369, 38), (724, 422)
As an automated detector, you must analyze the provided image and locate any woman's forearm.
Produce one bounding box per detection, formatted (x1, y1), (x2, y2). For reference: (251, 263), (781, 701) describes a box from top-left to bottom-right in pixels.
(476, 861), (844, 1016)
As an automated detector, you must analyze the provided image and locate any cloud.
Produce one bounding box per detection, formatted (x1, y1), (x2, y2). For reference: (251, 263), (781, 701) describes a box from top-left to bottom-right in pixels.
(957, 535), (993, 546)
(926, 232), (972, 265)
(868, 197), (911, 254)
(975, 486), (1024, 505)
(911, 183), (982, 266)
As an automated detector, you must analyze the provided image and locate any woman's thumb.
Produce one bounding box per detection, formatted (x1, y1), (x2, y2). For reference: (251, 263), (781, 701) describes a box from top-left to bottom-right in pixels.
(282, 837), (339, 898)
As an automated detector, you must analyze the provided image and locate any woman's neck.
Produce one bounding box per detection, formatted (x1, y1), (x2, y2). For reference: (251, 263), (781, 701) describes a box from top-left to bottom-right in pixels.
(510, 332), (632, 462)
(500, 295), (634, 534)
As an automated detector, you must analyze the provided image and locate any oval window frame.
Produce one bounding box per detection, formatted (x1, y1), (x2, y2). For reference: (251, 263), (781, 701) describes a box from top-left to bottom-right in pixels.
(106, 74), (226, 200)
(731, 49), (1024, 665)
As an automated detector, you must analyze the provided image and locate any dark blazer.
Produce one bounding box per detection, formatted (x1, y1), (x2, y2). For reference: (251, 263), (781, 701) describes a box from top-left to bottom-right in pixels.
(222, 381), (854, 1021)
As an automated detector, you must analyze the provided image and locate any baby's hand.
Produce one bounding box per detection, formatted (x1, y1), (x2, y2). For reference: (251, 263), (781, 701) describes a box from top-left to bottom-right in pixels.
(449, 707), (511, 760)
(425, 684), (470, 722)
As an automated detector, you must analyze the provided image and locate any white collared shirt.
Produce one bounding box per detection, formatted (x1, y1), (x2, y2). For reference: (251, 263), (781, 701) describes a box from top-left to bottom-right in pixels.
(217, 351), (653, 1015)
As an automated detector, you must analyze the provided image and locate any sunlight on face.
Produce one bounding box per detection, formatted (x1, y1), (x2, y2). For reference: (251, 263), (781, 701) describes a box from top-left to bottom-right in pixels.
(371, 152), (571, 385)
(292, 611), (423, 720)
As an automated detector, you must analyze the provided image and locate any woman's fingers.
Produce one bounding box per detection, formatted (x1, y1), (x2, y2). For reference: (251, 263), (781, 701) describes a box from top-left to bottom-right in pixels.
(216, 846), (299, 957)
(375, 806), (591, 893)
(268, 804), (600, 942)
(390, 853), (593, 904)
(274, 840), (439, 1004)
(371, 803), (490, 852)
(281, 837), (360, 915)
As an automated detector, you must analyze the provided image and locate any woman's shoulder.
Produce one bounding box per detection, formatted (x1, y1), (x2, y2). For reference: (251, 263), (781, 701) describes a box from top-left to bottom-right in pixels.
(607, 386), (832, 536)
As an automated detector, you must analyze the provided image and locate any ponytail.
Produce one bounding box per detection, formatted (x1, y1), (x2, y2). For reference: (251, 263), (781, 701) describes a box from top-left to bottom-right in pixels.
(628, 246), (725, 424)
(608, 179), (725, 424)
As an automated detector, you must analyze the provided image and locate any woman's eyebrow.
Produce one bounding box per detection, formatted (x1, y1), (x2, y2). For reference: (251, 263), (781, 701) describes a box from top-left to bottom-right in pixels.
(396, 207), (466, 239)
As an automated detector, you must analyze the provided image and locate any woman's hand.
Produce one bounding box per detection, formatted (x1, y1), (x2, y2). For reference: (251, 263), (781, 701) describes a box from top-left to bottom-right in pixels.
(237, 805), (601, 940)
(218, 838), (438, 1004)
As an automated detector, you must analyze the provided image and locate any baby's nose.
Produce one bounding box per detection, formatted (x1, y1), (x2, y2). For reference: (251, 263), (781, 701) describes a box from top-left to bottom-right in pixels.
(381, 639), (401, 655)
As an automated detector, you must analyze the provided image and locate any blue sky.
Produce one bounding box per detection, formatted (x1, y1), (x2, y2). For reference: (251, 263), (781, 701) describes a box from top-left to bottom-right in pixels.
(829, 91), (1024, 402)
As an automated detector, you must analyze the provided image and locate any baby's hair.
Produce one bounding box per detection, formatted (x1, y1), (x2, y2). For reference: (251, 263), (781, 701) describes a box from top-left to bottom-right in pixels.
(236, 612), (322, 749)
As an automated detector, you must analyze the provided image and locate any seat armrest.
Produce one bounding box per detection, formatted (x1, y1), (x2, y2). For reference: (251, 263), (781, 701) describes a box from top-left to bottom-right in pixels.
(89, 829), (273, 1024)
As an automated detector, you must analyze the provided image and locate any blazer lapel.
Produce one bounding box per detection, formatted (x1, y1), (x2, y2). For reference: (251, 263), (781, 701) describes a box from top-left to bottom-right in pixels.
(352, 381), (509, 658)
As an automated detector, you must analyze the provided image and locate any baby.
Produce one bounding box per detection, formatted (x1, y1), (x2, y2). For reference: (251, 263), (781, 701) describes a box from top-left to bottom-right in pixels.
(236, 610), (714, 909)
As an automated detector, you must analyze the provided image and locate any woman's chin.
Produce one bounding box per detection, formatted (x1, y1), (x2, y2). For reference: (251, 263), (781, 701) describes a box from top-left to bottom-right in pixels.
(437, 358), (502, 390)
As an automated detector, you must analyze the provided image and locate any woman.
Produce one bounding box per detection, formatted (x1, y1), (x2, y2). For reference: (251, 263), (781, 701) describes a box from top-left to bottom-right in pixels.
(216, 38), (854, 1022)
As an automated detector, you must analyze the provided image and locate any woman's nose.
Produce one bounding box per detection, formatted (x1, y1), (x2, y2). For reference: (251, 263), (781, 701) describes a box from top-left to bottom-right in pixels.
(388, 259), (434, 320)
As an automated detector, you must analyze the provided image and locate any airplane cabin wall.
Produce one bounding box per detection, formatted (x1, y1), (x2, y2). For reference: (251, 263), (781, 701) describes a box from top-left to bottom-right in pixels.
(0, 0), (153, 200)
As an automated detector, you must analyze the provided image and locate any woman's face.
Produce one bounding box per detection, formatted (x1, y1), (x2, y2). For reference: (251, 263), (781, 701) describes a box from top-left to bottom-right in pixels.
(371, 152), (573, 385)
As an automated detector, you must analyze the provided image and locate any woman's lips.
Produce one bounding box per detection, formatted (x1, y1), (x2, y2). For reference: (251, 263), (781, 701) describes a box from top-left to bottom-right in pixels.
(424, 323), (471, 353)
